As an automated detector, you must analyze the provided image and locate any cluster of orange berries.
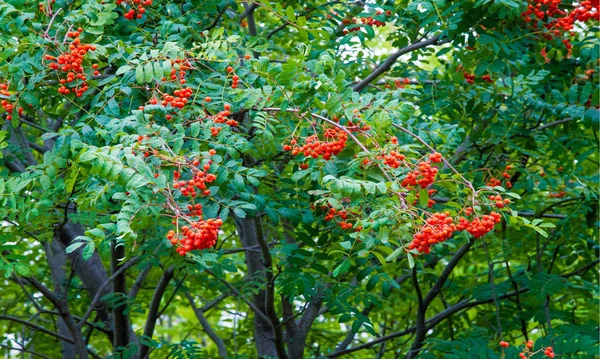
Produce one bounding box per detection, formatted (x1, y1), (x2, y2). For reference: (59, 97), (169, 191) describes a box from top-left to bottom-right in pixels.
(38, 0), (55, 15)
(167, 217), (223, 256)
(522, 0), (598, 56)
(140, 59), (192, 116)
(341, 10), (391, 35)
(395, 77), (411, 88)
(408, 212), (457, 254)
(401, 153), (442, 189)
(322, 206), (362, 231)
(457, 211), (501, 238)
(488, 194), (511, 209)
(0, 84), (23, 121)
(548, 190), (566, 198)
(500, 340), (555, 358)
(227, 56), (249, 89)
(284, 127), (349, 161)
(147, 87), (193, 114)
(487, 165), (513, 188)
(380, 151), (406, 168)
(481, 74), (493, 83)
(172, 154), (218, 197)
(44, 29), (97, 97)
(211, 103), (238, 127)
(463, 72), (476, 85)
(116, 0), (152, 20)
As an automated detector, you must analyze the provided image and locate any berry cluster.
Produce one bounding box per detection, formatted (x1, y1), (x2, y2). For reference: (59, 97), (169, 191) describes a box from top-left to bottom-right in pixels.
(44, 29), (97, 97)
(141, 59), (193, 117)
(457, 211), (501, 238)
(463, 72), (476, 85)
(408, 212), (457, 254)
(38, 0), (55, 15)
(284, 126), (349, 161)
(395, 77), (411, 88)
(322, 206), (362, 231)
(172, 155), (217, 197)
(167, 217), (223, 256)
(212, 103), (238, 127)
(501, 340), (555, 358)
(401, 159), (440, 189)
(116, 0), (152, 20)
(0, 84), (23, 121)
(379, 151), (405, 168)
(548, 190), (566, 198)
(341, 10), (391, 35)
(481, 74), (493, 83)
(487, 194), (511, 209)
(522, 0), (598, 56)
(486, 165), (513, 188)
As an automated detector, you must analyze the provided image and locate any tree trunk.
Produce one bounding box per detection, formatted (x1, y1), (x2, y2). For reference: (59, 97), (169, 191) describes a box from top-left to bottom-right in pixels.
(234, 216), (278, 357)
(45, 239), (77, 359)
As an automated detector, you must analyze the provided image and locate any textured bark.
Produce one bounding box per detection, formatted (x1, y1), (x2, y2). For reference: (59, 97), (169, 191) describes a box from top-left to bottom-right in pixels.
(111, 241), (131, 348)
(234, 216), (278, 358)
(139, 266), (174, 359)
(45, 239), (77, 359)
(56, 222), (113, 333)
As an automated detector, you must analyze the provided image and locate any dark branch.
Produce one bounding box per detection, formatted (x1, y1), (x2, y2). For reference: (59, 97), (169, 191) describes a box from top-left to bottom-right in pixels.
(140, 266), (175, 359)
(352, 36), (442, 92)
(185, 291), (228, 357)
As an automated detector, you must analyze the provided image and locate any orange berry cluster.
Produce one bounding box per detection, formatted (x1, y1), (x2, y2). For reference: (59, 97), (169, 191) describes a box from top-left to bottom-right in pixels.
(44, 29), (97, 97)
(486, 165), (513, 189)
(522, 0), (598, 56)
(116, 0), (152, 20)
(457, 211), (501, 238)
(322, 206), (362, 231)
(487, 194), (511, 208)
(401, 159), (440, 189)
(284, 126), (349, 161)
(408, 212), (457, 254)
(341, 10), (390, 35)
(212, 103), (238, 127)
(0, 84), (23, 121)
(167, 217), (223, 256)
(395, 77), (411, 88)
(38, 0), (55, 15)
(548, 190), (566, 198)
(481, 74), (493, 83)
(379, 151), (406, 168)
(141, 59), (192, 116)
(463, 72), (476, 85)
(172, 158), (217, 198)
(226, 66), (240, 89)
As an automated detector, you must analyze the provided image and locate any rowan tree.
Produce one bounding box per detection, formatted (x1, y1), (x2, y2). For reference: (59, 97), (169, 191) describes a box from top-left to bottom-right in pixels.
(0, 0), (598, 358)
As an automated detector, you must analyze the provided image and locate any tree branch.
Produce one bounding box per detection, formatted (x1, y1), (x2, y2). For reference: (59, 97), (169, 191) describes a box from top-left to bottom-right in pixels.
(185, 291), (228, 357)
(140, 266), (175, 359)
(352, 36), (443, 92)
(78, 255), (141, 329)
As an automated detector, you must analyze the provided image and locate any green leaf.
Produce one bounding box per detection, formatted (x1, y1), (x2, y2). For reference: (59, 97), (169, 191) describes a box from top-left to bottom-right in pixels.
(14, 262), (31, 277)
(419, 188), (429, 208)
(144, 62), (154, 83)
(386, 247), (403, 262)
(332, 259), (350, 278)
(135, 65), (144, 84)
(233, 208), (247, 218)
(82, 242), (96, 260)
(116, 65), (132, 76)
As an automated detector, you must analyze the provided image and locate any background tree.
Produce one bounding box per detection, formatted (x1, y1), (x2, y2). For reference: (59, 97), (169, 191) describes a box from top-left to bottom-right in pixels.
(0, 0), (598, 358)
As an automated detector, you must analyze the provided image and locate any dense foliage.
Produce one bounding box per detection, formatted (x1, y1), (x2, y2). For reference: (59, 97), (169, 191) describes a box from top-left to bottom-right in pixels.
(0, 0), (598, 358)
